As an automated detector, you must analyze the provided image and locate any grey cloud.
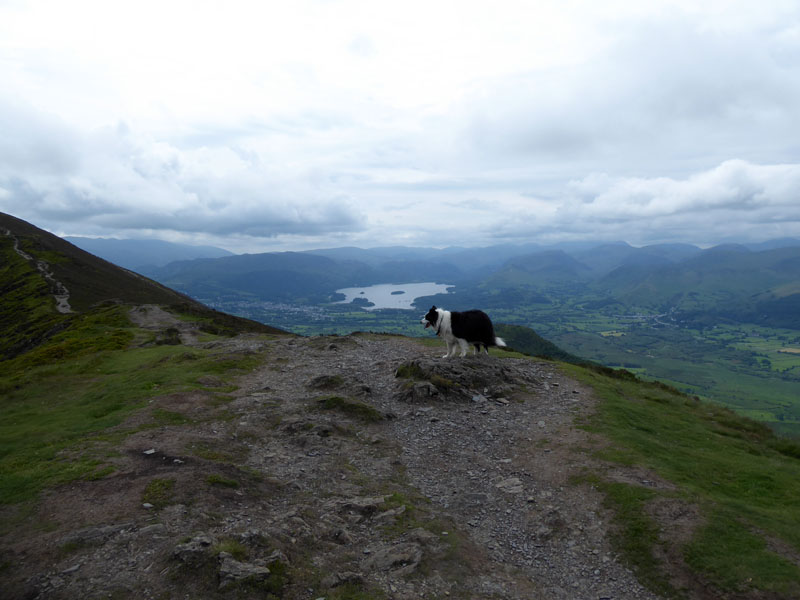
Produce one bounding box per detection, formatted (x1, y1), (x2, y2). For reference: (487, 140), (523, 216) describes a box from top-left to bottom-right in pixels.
(485, 160), (800, 246)
(0, 107), (366, 239)
(452, 13), (800, 174)
(0, 100), (80, 175)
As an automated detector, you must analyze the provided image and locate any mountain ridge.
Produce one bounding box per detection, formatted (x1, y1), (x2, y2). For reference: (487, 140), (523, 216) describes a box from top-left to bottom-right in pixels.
(65, 236), (234, 272)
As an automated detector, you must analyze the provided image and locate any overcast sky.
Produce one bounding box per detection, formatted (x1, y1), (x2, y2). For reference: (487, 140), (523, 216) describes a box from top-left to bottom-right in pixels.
(1, 0), (799, 253)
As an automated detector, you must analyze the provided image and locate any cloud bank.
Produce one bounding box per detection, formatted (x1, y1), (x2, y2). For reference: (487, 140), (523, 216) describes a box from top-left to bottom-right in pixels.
(0, 1), (799, 251)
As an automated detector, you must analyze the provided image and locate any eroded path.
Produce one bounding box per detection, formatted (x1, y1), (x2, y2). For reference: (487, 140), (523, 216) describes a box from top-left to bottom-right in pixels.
(1, 227), (72, 313)
(229, 333), (661, 599)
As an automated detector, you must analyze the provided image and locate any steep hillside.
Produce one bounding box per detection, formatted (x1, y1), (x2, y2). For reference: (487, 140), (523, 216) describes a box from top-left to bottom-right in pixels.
(0, 212), (284, 360)
(495, 322), (594, 366)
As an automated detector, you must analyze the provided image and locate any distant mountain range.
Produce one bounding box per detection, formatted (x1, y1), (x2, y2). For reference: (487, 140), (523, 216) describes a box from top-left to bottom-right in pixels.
(114, 236), (800, 329)
(65, 236), (233, 272)
(9, 211), (800, 331)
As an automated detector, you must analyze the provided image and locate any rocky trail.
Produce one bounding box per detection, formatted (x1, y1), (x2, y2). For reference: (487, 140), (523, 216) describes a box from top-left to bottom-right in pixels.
(1, 227), (72, 314)
(1, 331), (666, 599)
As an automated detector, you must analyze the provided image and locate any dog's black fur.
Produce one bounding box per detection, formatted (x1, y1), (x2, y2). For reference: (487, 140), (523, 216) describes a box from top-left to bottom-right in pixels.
(422, 305), (506, 357)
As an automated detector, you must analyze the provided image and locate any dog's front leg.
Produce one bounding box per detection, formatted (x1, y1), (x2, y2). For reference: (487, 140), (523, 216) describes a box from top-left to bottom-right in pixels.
(443, 340), (454, 359)
(458, 339), (469, 357)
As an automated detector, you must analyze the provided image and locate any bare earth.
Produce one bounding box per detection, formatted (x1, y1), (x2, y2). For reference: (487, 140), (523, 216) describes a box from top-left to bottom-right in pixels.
(1, 329), (676, 599)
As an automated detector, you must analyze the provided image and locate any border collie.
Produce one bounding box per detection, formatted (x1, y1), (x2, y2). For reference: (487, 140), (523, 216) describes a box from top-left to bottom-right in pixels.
(421, 305), (506, 358)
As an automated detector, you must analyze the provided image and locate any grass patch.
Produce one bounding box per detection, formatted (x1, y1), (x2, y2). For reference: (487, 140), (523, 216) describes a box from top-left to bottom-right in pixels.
(316, 396), (384, 423)
(685, 510), (800, 595)
(395, 362), (427, 380)
(206, 474), (240, 488)
(214, 538), (249, 561)
(566, 363), (800, 598)
(142, 477), (176, 509)
(591, 478), (677, 597)
(324, 581), (386, 600)
(151, 408), (191, 426)
(0, 304), (266, 504)
(377, 492), (421, 536)
(187, 442), (241, 464)
(395, 362), (456, 391)
(375, 491), (473, 580)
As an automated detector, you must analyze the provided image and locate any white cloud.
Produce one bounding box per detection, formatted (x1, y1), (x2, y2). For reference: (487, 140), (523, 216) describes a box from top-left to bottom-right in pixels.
(1, 1), (799, 251)
(0, 105), (366, 242)
(486, 160), (800, 246)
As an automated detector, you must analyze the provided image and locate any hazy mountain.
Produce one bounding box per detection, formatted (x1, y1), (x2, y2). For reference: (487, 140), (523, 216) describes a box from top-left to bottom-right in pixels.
(591, 245), (800, 326)
(483, 250), (594, 289)
(306, 243), (542, 280)
(138, 236), (800, 331)
(744, 238), (800, 251)
(152, 252), (380, 303)
(64, 236), (233, 272)
(571, 242), (702, 275)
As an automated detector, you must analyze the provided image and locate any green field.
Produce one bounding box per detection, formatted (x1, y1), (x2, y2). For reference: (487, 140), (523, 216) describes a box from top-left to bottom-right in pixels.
(501, 307), (800, 436)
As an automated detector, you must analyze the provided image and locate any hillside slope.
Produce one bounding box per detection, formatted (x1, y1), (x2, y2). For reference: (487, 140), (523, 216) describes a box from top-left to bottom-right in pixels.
(0, 212), (284, 360)
(2, 330), (799, 600)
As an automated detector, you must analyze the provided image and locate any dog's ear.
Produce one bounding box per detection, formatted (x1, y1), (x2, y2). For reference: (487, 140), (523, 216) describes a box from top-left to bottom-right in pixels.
(431, 305), (436, 310)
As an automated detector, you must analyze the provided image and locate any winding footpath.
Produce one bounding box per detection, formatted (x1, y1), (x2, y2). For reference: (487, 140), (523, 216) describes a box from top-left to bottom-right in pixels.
(2, 227), (72, 313)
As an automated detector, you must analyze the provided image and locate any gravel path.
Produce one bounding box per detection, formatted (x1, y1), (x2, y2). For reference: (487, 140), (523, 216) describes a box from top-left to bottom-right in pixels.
(232, 333), (662, 600)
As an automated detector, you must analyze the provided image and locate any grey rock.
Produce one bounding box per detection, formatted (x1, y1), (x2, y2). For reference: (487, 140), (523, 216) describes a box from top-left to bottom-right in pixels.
(362, 542), (423, 575)
(217, 552), (271, 589)
(495, 477), (524, 494)
(59, 523), (132, 547)
(321, 571), (364, 588)
(173, 534), (215, 567)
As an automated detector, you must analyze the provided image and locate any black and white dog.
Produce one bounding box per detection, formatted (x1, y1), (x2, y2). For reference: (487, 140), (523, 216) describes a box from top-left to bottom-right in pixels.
(421, 305), (506, 358)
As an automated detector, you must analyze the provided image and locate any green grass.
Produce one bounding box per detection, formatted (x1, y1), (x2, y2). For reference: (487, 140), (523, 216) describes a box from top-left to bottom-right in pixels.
(0, 305), (266, 504)
(214, 538), (249, 561)
(206, 474), (240, 488)
(685, 509), (800, 595)
(567, 363), (800, 598)
(142, 477), (176, 509)
(315, 396), (384, 423)
(590, 479), (676, 597)
(0, 238), (71, 361)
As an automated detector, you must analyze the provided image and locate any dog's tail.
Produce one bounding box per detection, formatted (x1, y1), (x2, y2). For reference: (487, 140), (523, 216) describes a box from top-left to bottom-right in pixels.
(495, 337), (507, 347)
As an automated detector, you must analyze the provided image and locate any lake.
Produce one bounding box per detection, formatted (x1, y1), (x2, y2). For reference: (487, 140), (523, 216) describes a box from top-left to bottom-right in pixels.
(334, 282), (453, 310)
